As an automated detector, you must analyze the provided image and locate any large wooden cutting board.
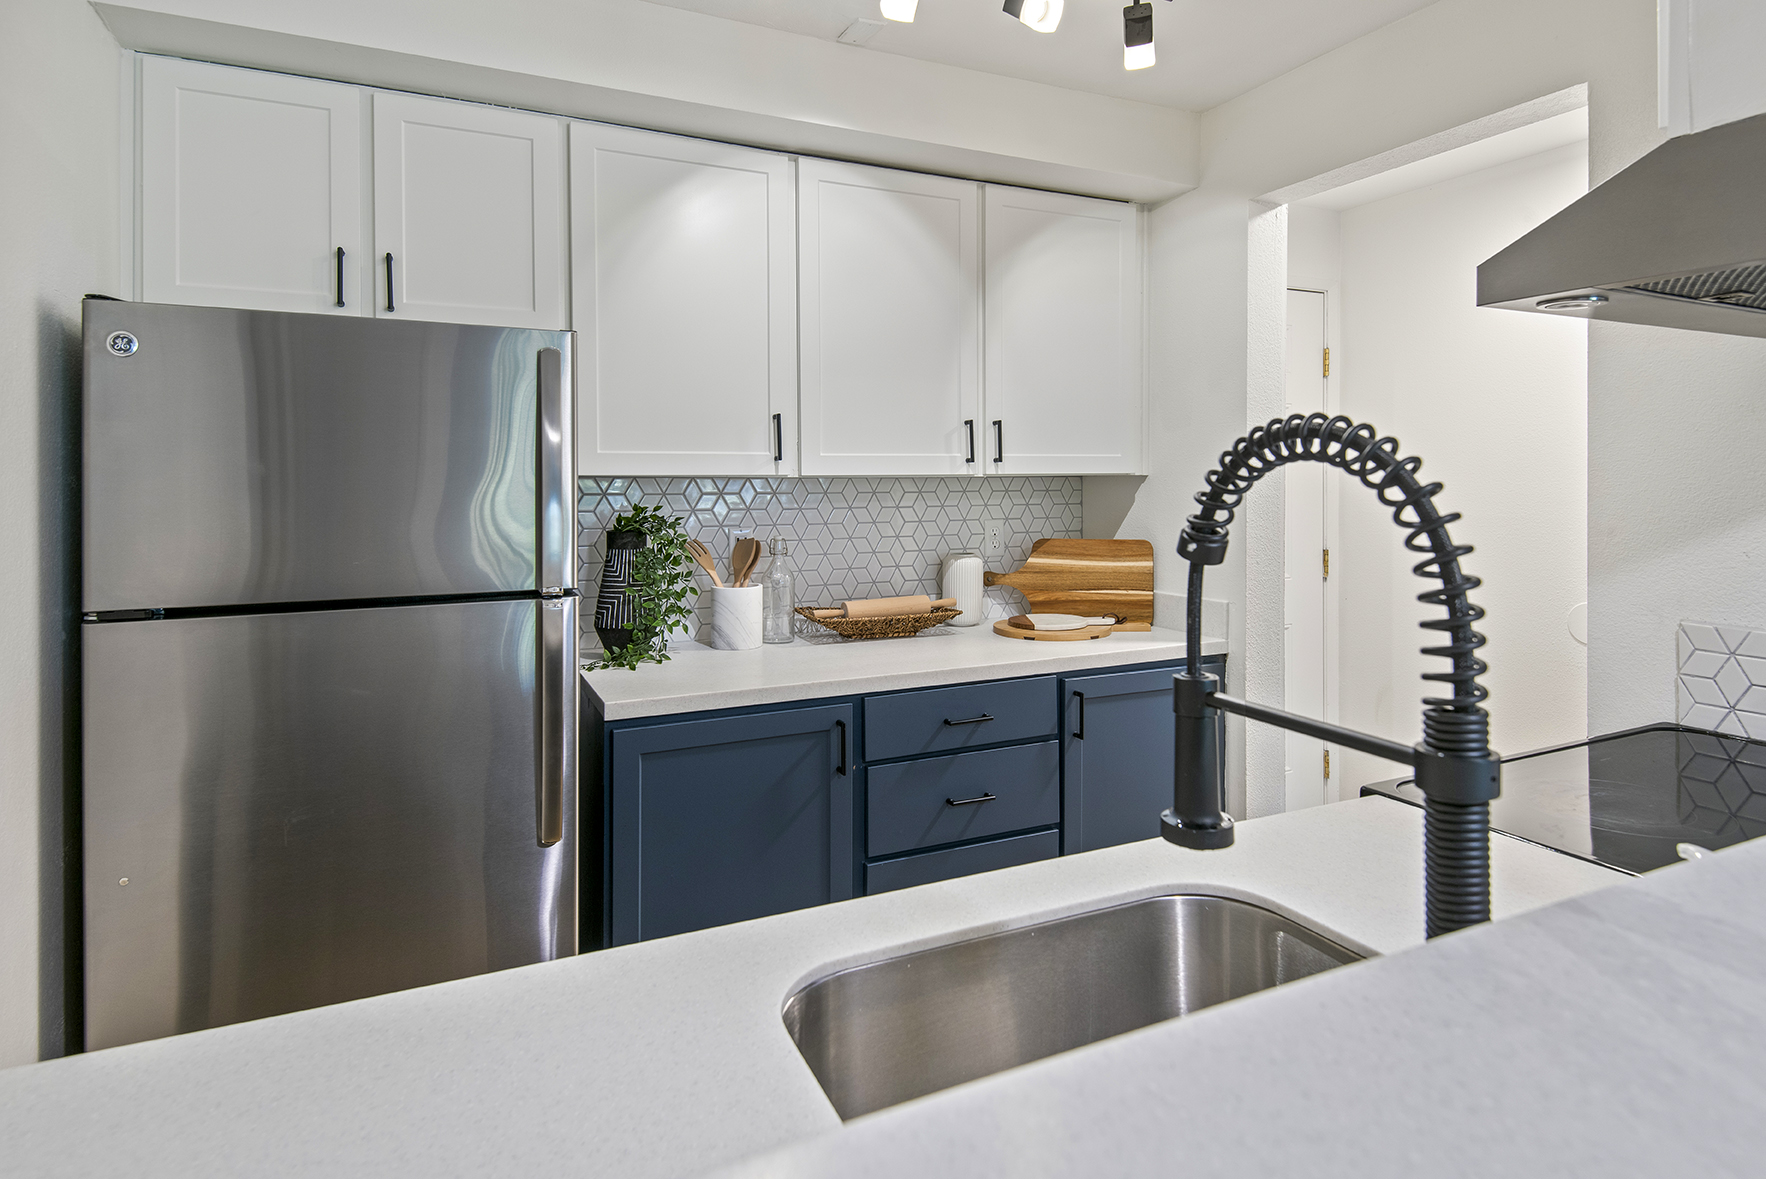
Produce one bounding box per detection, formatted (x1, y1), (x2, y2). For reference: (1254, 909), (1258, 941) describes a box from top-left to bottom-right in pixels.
(983, 539), (1154, 625)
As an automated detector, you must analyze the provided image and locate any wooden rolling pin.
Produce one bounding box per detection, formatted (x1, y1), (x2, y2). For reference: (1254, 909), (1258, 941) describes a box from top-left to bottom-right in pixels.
(807, 595), (957, 620)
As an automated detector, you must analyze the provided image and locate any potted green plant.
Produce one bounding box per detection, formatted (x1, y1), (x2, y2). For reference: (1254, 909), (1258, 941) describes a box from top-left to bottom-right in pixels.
(588, 504), (698, 671)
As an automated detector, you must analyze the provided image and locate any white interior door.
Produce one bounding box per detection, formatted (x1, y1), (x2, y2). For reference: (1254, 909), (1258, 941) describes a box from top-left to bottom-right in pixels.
(571, 122), (795, 477)
(1284, 289), (1329, 811)
(373, 92), (565, 328)
(798, 160), (979, 476)
(983, 185), (1142, 476)
(141, 57), (363, 313)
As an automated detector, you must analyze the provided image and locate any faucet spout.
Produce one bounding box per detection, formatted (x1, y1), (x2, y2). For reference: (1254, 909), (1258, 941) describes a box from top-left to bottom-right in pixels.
(1165, 414), (1501, 939)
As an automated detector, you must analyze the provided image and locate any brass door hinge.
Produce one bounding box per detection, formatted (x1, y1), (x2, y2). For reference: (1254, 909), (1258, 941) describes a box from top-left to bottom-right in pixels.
(1323, 548), (1330, 579)
(1324, 749), (1331, 779)
(1323, 347), (1331, 378)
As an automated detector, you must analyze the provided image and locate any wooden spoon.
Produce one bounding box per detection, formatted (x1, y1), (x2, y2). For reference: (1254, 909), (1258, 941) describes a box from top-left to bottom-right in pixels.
(685, 538), (724, 587)
(730, 537), (762, 588)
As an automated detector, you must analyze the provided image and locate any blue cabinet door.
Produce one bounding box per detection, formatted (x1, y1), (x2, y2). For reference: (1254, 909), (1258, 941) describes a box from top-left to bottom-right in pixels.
(1061, 659), (1224, 854)
(608, 703), (855, 944)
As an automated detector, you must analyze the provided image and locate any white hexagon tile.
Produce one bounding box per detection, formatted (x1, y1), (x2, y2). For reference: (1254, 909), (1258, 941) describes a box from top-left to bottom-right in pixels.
(577, 477), (1082, 649)
(1677, 622), (1766, 739)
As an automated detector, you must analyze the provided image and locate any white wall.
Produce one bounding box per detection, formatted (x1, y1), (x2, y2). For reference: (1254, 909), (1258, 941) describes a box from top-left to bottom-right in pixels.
(1317, 142), (1590, 792)
(0, 1), (122, 1066)
(1122, 0), (1654, 816)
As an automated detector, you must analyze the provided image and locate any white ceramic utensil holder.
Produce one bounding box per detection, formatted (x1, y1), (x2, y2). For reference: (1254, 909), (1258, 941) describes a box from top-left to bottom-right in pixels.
(709, 585), (763, 650)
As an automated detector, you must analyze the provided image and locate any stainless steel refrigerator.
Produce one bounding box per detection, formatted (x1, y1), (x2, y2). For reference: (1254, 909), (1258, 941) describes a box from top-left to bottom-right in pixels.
(80, 299), (578, 1051)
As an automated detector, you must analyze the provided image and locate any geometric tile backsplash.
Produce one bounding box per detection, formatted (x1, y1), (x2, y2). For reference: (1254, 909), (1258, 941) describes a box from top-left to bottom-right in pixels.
(577, 476), (1083, 651)
(1677, 621), (1766, 740)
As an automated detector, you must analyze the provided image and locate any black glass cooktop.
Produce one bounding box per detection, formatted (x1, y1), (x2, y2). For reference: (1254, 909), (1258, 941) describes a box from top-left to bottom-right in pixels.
(1361, 723), (1766, 875)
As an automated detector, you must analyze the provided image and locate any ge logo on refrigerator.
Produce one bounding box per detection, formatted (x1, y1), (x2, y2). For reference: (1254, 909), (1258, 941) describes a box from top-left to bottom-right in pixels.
(105, 331), (139, 357)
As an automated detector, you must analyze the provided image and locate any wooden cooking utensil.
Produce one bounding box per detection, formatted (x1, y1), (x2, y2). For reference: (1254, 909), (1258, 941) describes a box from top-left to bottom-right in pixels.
(984, 539), (1154, 625)
(685, 538), (724, 587)
(730, 537), (762, 588)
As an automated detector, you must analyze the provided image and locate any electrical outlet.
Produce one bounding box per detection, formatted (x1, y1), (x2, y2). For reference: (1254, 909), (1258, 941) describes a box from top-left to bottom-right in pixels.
(982, 520), (1005, 558)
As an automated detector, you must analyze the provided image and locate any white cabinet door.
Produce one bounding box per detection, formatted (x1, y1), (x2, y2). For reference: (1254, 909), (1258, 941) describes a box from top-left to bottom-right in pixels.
(571, 123), (795, 477)
(983, 186), (1142, 475)
(373, 93), (566, 329)
(141, 57), (363, 314)
(799, 160), (980, 477)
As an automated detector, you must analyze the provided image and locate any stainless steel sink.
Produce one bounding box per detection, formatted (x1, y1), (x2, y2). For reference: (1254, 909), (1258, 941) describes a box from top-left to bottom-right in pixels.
(783, 893), (1364, 1119)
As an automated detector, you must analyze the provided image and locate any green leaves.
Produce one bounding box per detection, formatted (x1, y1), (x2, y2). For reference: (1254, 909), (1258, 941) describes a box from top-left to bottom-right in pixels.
(589, 503), (699, 672)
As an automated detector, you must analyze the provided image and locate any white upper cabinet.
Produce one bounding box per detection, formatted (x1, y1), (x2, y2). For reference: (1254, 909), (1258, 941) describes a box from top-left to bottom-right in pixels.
(372, 92), (566, 329)
(798, 161), (981, 477)
(983, 185), (1143, 476)
(571, 123), (796, 477)
(141, 57), (363, 314)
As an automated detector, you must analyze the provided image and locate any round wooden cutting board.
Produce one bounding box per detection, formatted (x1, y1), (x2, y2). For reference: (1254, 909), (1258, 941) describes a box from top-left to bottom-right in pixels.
(992, 619), (1116, 641)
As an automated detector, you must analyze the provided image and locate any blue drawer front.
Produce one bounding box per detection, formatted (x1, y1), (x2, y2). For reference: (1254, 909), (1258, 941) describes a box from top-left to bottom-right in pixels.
(864, 676), (1056, 762)
(867, 741), (1059, 857)
(866, 830), (1061, 895)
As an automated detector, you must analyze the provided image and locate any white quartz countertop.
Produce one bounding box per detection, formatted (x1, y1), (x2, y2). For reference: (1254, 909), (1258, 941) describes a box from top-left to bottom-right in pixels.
(582, 624), (1229, 719)
(716, 836), (1766, 1179)
(0, 799), (1620, 1179)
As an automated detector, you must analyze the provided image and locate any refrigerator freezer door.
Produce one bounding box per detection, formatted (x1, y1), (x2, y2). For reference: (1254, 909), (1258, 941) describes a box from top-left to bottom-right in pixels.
(82, 597), (577, 1050)
(82, 301), (575, 612)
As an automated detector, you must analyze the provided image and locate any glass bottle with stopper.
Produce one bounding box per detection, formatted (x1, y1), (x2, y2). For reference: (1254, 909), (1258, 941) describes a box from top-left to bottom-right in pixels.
(762, 536), (796, 644)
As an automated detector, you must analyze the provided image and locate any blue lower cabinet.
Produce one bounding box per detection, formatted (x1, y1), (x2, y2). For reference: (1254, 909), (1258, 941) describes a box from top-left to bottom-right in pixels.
(866, 829), (1061, 895)
(1061, 658), (1226, 854)
(593, 655), (1229, 945)
(607, 703), (854, 944)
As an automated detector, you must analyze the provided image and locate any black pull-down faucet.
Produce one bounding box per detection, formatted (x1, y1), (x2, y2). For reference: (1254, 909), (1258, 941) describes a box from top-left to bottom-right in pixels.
(1163, 414), (1501, 939)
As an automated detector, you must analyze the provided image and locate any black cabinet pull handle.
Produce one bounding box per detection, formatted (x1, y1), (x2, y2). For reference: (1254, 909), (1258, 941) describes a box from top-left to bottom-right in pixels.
(946, 793), (997, 807)
(835, 720), (848, 776)
(334, 247), (346, 308)
(1072, 691), (1085, 740)
(943, 714), (993, 727)
(964, 419), (975, 464)
(993, 420), (1004, 464)
(773, 413), (784, 462)
(384, 252), (395, 312)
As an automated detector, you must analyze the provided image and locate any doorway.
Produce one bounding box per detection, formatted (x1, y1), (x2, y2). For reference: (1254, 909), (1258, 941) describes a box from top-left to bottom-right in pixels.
(1283, 288), (1329, 810)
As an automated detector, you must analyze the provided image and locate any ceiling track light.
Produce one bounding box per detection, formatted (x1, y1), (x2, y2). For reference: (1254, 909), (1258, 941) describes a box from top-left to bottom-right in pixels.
(1002, 0), (1063, 33)
(1123, 2), (1155, 70)
(879, 0), (917, 23)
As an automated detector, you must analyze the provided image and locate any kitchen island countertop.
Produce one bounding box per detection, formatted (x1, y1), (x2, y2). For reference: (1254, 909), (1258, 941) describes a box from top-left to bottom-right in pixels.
(0, 799), (1621, 1178)
(581, 623), (1229, 720)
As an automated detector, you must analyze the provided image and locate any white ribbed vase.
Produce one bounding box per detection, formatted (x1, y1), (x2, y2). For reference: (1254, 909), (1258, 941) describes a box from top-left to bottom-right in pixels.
(708, 585), (763, 651)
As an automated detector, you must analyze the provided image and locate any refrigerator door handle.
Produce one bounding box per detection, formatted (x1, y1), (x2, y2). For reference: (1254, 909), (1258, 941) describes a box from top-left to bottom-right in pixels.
(536, 347), (576, 595)
(536, 595), (575, 847)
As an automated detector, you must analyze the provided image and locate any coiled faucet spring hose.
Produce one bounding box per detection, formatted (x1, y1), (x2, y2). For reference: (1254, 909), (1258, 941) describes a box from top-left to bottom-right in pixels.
(1179, 413), (1495, 937)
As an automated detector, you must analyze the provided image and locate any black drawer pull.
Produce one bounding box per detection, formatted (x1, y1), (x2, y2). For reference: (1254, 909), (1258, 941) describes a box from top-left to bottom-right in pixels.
(1072, 690), (1085, 740)
(964, 418), (975, 463)
(384, 252), (395, 312)
(334, 246), (346, 307)
(946, 793), (997, 807)
(835, 719), (848, 776)
(943, 714), (994, 727)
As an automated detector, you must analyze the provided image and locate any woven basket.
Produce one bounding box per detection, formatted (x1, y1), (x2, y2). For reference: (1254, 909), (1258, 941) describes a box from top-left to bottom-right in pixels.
(795, 606), (962, 640)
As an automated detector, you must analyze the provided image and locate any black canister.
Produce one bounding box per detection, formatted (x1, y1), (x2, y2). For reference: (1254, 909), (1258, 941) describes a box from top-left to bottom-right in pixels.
(594, 527), (646, 652)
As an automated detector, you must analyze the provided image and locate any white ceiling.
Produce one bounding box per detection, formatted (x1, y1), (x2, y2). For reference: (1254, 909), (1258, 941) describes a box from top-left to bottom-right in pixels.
(637, 0), (1442, 110)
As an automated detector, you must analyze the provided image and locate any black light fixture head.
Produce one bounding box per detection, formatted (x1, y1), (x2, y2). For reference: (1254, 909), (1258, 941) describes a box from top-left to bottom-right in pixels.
(1123, 2), (1155, 70)
(1003, 0), (1063, 32)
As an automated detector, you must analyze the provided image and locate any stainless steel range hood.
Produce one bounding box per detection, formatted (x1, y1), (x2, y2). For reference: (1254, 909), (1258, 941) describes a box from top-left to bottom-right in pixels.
(1478, 111), (1766, 337)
